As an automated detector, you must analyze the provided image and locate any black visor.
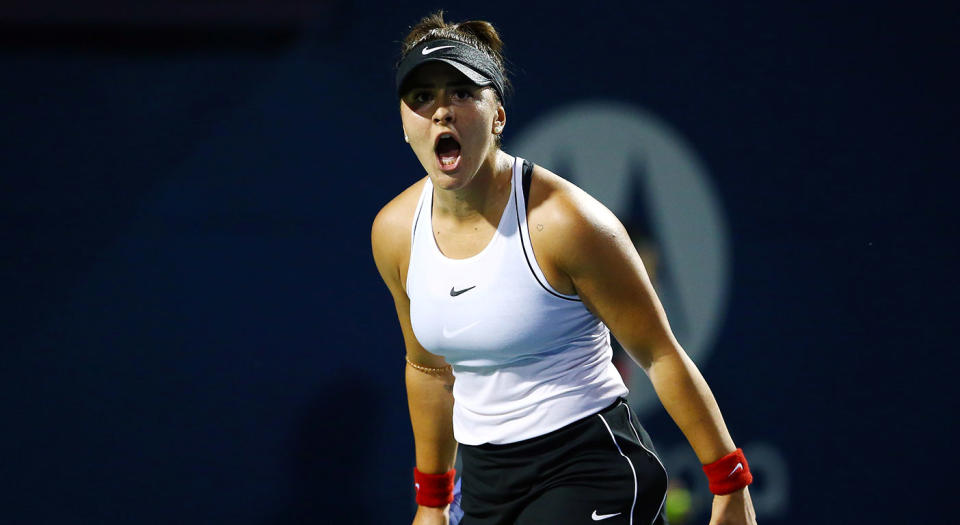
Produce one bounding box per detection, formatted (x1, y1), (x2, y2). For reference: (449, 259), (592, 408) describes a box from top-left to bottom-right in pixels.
(396, 39), (505, 102)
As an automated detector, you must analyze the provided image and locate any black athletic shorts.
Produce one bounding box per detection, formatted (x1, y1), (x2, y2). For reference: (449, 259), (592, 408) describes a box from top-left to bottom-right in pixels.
(459, 398), (668, 525)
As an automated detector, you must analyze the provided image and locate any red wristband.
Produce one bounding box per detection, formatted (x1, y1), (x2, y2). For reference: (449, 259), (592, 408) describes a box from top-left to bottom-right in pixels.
(702, 448), (753, 495)
(413, 467), (456, 507)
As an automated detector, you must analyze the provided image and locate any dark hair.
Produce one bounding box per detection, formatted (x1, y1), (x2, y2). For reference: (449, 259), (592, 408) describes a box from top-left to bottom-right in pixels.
(398, 11), (512, 103)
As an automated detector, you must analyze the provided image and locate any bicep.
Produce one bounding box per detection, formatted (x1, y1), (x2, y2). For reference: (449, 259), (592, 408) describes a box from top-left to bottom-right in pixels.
(560, 207), (680, 369)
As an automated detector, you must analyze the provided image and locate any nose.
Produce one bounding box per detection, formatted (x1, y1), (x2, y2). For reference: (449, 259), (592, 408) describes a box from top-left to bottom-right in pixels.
(432, 96), (455, 124)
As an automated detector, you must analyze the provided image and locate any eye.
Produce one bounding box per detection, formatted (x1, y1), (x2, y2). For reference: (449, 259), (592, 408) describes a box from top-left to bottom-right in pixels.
(405, 90), (433, 106)
(413, 91), (433, 103)
(453, 89), (473, 100)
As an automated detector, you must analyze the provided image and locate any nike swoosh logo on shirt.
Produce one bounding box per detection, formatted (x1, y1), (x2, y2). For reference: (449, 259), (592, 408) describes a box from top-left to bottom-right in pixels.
(450, 285), (476, 296)
(422, 45), (455, 55)
(442, 320), (480, 338)
(591, 510), (621, 521)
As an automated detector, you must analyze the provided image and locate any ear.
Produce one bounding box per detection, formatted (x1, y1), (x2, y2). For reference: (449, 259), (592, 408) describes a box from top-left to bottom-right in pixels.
(493, 104), (506, 135)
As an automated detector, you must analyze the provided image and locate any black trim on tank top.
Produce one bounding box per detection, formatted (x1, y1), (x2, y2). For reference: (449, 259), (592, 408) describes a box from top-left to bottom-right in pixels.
(522, 159), (533, 211)
(515, 160), (581, 302)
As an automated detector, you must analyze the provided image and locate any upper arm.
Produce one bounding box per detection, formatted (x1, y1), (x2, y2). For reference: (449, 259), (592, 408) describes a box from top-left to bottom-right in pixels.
(371, 188), (449, 368)
(541, 186), (681, 369)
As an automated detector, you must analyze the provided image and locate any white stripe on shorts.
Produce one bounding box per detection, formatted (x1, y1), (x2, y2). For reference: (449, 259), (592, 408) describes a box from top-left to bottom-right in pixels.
(597, 413), (638, 525)
(620, 401), (669, 525)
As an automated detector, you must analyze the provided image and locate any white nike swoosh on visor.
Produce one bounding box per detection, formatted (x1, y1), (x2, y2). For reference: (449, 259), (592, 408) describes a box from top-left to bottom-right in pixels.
(591, 510), (622, 521)
(422, 45), (455, 55)
(442, 320), (480, 338)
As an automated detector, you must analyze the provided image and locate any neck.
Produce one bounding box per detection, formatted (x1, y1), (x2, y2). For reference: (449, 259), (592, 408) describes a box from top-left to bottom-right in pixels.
(432, 149), (514, 222)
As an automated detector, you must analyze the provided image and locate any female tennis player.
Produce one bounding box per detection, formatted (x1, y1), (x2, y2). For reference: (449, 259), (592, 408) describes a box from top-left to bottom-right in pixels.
(372, 12), (758, 525)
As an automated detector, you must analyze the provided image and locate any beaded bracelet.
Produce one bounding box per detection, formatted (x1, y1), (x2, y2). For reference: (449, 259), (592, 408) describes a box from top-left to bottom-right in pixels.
(406, 358), (452, 375)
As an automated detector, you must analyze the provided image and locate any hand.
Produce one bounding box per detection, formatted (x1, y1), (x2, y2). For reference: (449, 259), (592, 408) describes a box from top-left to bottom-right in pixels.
(708, 487), (757, 525)
(412, 504), (449, 525)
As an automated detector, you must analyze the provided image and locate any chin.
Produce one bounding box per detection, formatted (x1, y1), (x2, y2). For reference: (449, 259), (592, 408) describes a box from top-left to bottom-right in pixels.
(431, 171), (471, 191)
(431, 159), (477, 189)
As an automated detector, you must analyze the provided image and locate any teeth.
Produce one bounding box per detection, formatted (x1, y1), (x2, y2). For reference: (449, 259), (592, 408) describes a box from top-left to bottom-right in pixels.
(440, 155), (457, 166)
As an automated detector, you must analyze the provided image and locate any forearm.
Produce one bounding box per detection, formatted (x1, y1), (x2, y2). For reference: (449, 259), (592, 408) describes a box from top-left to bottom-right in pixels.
(646, 347), (737, 464)
(406, 364), (457, 473)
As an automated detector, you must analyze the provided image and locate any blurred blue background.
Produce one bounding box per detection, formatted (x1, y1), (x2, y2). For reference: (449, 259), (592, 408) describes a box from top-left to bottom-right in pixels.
(2, 1), (956, 523)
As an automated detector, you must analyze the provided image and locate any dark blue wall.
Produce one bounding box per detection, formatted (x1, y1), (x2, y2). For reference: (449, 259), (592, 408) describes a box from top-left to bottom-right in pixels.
(3, 2), (956, 523)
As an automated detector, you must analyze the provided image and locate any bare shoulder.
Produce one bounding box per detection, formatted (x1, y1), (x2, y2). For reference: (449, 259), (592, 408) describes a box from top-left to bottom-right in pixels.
(371, 177), (428, 287)
(371, 176), (427, 243)
(522, 164), (634, 294)
(527, 164), (628, 254)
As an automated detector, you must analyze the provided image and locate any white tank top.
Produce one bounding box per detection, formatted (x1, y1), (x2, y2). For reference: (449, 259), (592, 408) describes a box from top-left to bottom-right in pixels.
(406, 157), (629, 445)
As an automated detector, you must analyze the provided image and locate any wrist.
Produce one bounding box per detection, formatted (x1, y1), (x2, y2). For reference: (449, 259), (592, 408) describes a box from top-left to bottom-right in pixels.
(701, 448), (753, 495)
(713, 486), (748, 497)
(414, 467), (456, 507)
(417, 504), (449, 512)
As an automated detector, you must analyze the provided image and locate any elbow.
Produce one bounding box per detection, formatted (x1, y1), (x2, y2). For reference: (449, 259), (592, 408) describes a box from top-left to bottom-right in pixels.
(629, 339), (685, 372)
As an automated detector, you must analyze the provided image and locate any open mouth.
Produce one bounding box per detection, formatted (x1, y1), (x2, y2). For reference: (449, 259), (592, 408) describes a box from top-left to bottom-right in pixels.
(435, 133), (461, 171)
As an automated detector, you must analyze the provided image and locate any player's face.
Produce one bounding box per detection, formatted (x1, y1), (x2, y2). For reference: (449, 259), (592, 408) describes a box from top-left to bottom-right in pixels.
(399, 62), (503, 189)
